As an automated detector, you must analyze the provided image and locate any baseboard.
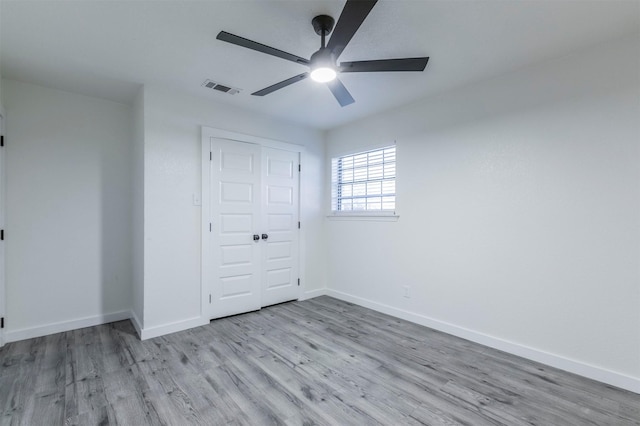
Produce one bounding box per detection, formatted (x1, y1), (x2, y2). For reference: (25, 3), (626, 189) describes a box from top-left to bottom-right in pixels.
(129, 310), (143, 338)
(299, 287), (328, 301)
(5, 310), (131, 343)
(327, 289), (640, 395)
(139, 316), (208, 340)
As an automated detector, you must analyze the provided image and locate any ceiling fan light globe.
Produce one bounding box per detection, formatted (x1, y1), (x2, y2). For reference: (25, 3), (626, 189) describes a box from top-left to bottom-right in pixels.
(310, 67), (337, 83)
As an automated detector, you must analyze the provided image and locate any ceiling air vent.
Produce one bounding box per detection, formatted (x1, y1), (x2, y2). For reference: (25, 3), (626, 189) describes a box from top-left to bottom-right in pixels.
(202, 79), (241, 95)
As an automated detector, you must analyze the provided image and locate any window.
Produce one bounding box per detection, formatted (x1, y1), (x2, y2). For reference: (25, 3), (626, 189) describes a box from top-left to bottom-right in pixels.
(331, 145), (396, 214)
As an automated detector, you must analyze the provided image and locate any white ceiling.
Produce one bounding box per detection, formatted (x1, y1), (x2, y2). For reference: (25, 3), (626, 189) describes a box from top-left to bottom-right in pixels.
(1, 0), (638, 130)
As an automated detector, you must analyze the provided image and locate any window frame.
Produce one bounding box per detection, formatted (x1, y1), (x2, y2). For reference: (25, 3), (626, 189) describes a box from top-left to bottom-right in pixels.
(329, 143), (399, 220)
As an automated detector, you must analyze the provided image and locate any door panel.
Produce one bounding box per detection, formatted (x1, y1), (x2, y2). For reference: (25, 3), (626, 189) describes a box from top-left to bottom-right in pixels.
(210, 139), (262, 318)
(261, 147), (300, 307)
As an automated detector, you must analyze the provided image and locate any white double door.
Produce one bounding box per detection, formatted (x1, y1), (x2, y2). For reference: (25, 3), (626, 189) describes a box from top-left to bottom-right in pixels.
(208, 138), (300, 319)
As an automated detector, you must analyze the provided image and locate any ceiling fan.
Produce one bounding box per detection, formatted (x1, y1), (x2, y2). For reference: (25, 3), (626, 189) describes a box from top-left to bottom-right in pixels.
(216, 0), (429, 107)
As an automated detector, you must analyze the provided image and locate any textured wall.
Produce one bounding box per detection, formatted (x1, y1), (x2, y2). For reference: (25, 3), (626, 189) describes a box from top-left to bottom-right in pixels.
(142, 86), (326, 333)
(325, 36), (640, 388)
(3, 79), (133, 336)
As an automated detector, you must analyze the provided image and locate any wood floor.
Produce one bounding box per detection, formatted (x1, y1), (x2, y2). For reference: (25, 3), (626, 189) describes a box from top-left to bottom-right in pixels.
(1, 296), (638, 425)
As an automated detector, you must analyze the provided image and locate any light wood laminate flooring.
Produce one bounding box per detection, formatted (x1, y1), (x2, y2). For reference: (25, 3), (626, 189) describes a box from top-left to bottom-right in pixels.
(1, 296), (638, 425)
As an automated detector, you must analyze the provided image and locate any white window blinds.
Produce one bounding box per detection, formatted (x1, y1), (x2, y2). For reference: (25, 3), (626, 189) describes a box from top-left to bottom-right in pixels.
(331, 145), (396, 213)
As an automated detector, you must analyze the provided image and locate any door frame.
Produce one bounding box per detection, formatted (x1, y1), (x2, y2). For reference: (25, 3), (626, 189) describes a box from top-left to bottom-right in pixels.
(201, 127), (306, 320)
(0, 110), (5, 347)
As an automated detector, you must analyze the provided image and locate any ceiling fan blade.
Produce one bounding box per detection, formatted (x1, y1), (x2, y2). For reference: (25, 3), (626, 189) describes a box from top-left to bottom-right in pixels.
(217, 31), (310, 65)
(340, 57), (429, 73)
(326, 0), (377, 59)
(252, 73), (310, 96)
(327, 78), (355, 107)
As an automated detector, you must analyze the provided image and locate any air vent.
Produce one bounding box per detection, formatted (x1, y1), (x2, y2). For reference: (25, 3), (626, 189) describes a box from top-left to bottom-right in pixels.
(202, 79), (241, 95)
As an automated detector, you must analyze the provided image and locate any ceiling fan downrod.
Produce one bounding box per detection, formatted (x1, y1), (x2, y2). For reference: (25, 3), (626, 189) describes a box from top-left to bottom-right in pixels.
(312, 15), (335, 48)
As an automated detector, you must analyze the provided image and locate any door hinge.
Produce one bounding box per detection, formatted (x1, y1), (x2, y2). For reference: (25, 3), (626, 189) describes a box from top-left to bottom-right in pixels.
(1, 317), (4, 329)
(210, 151), (212, 161)
(209, 223), (212, 232)
(209, 294), (212, 303)
(298, 221), (300, 229)
(297, 278), (300, 287)
(298, 164), (301, 172)
(1, 229), (3, 241)
(0, 135), (4, 147)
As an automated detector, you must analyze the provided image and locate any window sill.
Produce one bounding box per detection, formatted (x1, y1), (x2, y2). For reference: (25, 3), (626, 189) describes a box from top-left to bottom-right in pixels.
(326, 214), (399, 222)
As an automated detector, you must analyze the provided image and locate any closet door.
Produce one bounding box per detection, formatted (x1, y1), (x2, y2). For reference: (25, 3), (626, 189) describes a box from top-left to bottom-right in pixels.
(207, 138), (300, 320)
(210, 139), (262, 319)
(261, 147), (300, 307)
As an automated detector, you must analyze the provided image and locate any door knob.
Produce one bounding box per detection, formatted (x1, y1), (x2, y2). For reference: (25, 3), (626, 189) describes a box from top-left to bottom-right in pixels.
(262, 234), (269, 240)
(253, 234), (260, 241)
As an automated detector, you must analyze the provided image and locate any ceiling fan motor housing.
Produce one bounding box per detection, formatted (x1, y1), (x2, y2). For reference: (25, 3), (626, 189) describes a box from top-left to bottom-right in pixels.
(310, 47), (336, 69)
(312, 15), (335, 36)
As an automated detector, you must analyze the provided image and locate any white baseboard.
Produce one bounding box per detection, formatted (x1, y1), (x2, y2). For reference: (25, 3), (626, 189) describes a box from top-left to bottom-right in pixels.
(129, 310), (143, 338)
(5, 310), (131, 343)
(299, 287), (328, 301)
(327, 289), (640, 395)
(7, 310), (210, 343)
(139, 316), (208, 340)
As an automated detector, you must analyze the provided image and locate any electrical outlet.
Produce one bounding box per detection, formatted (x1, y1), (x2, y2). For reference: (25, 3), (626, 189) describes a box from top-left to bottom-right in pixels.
(403, 285), (410, 298)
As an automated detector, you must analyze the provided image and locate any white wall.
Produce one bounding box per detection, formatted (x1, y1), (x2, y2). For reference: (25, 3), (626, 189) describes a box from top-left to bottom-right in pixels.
(141, 86), (325, 336)
(3, 79), (133, 340)
(131, 87), (144, 332)
(325, 36), (640, 392)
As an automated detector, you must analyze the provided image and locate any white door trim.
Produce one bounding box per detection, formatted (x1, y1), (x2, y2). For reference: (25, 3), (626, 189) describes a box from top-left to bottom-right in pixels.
(201, 127), (306, 320)
(0, 111), (5, 347)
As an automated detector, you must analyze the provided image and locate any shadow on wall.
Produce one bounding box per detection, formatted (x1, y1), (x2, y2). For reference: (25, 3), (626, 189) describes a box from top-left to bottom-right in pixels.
(100, 115), (133, 321)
